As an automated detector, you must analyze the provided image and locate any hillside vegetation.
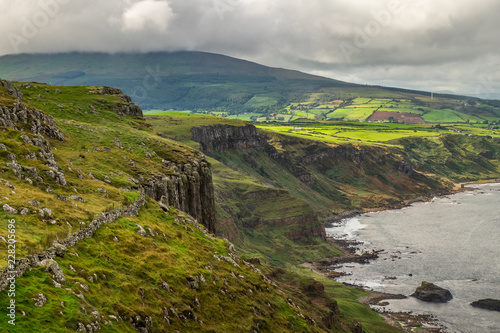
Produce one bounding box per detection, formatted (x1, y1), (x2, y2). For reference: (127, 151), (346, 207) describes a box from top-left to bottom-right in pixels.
(2, 77), (500, 332)
(0, 80), (404, 332)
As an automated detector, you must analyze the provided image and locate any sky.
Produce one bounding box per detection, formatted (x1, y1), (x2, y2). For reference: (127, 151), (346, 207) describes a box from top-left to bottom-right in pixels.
(1, 0), (499, 98)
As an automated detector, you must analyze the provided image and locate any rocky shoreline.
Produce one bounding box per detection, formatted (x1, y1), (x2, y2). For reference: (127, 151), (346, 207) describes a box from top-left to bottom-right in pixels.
(314, 181), (500, 332)
(306, 238), (448, 332)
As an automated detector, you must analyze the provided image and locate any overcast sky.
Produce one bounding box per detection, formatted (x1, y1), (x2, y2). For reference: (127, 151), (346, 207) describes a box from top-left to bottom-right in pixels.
(1, 0), (499, 97)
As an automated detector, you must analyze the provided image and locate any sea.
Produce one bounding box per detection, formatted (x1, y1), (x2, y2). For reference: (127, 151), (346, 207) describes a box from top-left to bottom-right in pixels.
(326, 183), (500, 333)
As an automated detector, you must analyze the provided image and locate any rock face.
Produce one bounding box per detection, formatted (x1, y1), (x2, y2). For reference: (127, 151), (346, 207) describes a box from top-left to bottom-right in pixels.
(470, 299), (500, 312)
(411, 281), (453, 303)
(95, 86), (143, 117)
(0, 79), (24, 99)
(0, 97), (64, 141)
(191, 124), (267, 153)
(143, 158), (216, 233)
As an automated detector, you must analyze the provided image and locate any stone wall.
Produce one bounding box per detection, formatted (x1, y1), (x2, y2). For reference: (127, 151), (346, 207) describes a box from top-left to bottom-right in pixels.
(0, 190), (146, 292)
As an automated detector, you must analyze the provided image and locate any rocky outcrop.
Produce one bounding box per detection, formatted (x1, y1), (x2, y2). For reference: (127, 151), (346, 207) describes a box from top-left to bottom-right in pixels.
(470, 299), (500, 312)
(112, 103), (143, 117)
(143, 158), (216, 233)
(0, 99), (64, 141)
(411, 281), (453, 303)
(95, 86), (143, 117)
(191, 124), (267, 153)
(0, 79), (24, 99)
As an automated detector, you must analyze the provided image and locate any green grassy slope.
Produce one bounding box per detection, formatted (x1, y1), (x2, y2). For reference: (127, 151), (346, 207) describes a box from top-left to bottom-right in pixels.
(0, 81), (402, 332)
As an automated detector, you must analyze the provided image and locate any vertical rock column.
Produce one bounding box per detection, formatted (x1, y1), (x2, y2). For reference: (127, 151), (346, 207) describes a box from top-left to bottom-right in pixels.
(144, 159), (216, 234)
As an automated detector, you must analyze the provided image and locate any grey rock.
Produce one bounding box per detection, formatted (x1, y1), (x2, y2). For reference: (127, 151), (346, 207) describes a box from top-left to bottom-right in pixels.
(3, 204), (18, 214)
(411, 281), (453, 303)
(143, 158), (216, 233)
(76, 282), (90, 293)
(39, 259), (66, 284)
(113, 138), (123, 148)
(136, 224), (147, 237)
(159, 281), (171, 292)
(33, 293), (47, 307)
(20, 134), (33, 145)
(471, 299), (500, 312)
(220, 256), (239, 267)
(42, 207), (52, 216)
(147, 227), (158, 237)
(23, 151), (37, 160)
(56, 172), (67, 186)
(20, 207), (29, 215)
(0, 80), (24, 99)
(6, 159), (22, 179)
(52, 242), (67, 257)
(69, 195), (85, 203)
(28, 200), (40, 206)
(191, 124), (267, 154)
(55, 194), (67, 202)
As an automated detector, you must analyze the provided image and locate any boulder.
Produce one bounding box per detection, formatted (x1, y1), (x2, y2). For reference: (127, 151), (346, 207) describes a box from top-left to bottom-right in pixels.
(411, 281), (452, 303)
(470, 299), (500, 312)
(3, 204), (18, 214)
(39, 259), (66, 284)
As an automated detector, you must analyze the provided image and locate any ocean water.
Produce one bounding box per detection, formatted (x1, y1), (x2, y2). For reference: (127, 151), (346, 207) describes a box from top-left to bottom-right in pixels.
(326, 183), (500, 333)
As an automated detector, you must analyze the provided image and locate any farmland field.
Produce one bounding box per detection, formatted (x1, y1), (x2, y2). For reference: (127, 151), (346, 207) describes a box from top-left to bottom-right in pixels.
(368, 111), (425, 124)
(327, 107), (377, 121)
(257, 120), (500, 146)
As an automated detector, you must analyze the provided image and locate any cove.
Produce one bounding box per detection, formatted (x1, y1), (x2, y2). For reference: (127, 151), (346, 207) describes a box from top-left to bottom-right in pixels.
(326, 183), (500, 333)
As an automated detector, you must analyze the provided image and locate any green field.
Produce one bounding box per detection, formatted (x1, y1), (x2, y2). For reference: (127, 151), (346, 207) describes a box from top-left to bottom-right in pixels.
(327, 107), (377, 121)
(422, 109), (480, 123)
(258, 121), (500, 146)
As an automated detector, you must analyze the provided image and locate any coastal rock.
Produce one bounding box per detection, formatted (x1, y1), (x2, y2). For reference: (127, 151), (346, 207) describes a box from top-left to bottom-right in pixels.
(411, 281), (452, 303)
(470, 299), (500, 312)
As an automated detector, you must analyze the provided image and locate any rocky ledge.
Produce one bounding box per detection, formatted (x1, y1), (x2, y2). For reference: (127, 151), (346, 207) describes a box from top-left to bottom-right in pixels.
(470, 299), (500, 312)
(411, 281), (453, 303)
(191, 124), (267, 153)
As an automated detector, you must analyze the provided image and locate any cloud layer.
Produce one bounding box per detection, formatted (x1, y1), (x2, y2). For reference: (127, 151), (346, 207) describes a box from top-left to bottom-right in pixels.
(1, 0), (499, 97)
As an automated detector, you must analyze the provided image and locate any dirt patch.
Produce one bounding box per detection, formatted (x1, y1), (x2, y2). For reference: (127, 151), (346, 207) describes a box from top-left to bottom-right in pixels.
(368, 111), (425, 124)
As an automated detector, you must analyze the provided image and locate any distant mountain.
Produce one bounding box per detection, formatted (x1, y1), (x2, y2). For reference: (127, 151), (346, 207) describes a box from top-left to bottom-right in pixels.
(0, 51), (499, 122)
(0, 51), (356, 111)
